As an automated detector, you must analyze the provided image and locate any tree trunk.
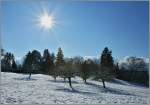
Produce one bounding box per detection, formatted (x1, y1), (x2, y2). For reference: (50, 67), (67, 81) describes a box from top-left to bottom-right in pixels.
(102, 79), (106, 88)
(84, 79), (87, 83)
(54, 77), (56, 82)
(68, 77), (72, 88)
(29, 72), (31, 79)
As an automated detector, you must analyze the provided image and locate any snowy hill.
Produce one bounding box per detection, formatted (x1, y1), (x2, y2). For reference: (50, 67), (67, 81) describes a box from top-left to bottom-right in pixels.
(0, 72), (149, 104)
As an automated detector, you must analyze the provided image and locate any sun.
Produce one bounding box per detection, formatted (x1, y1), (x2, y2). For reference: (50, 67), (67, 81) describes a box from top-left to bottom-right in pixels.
(39, 14), (55, 30)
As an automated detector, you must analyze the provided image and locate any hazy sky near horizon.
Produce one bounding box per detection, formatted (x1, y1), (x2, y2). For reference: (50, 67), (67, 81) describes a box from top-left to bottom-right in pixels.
(1, 1), (149, 59)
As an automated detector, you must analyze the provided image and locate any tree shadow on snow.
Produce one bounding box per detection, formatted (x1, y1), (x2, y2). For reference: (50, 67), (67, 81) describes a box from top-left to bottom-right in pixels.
(108, 79), (131, 86)
(13, 77), (37, 81)
(86, 82), (136, 96)
(48, 80), (79, 84)
(55, 87), (96, 96)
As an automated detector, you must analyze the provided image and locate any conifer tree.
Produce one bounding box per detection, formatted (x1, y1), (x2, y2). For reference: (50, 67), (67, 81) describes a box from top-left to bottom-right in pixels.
(99, 47), (115, 88)
(42, 49), (52, 74)
(55, 47), (64, 66)
(12, 59), (17, 69)
(54, 47), (65, 81)
(22, 51), (33, 79)
(22, 50), (41, 79)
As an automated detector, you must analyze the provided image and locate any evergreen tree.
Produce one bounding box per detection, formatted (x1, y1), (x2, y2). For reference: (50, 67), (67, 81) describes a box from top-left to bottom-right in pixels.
(55, 47), (64, 66)
(2, 52), (14, 70)
(22, 50), (41, 79)
(54, 47), (65, 81)
(42, 49), (52, 74)
(99, 47), (115, 88)
(12, 59), (17, 69)
(22, 51), (33, 79)
(31, 50), (42, 71)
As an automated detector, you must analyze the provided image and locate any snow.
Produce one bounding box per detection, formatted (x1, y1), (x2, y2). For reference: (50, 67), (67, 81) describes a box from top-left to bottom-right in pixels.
(0, 72), (149, 104)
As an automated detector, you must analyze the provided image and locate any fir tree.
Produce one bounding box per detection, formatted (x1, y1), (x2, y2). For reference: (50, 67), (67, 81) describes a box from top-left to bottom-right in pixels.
(22, 51), (33, 79)
(54, 47), (65, 81)
(42, 49), (52, 74)
(12, 59), (17, 69)
(99, 47), (115, 88)
(55, 47), (64, 66)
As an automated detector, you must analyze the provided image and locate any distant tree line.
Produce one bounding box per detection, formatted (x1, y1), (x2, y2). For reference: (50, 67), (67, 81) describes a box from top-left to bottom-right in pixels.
(1, 47), (149, 88)
(118, 57), (149, 86)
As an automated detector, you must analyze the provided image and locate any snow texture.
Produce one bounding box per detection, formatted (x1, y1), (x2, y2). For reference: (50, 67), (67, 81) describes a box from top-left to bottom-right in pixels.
(0, 72), (149, 104)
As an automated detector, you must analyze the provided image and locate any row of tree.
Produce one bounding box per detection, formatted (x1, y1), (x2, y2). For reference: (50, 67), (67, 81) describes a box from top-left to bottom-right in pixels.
(1, 47), (117, 88)
(1, 51), (17, 70)
(118, 57), (149, 86)
(1, 47), (148, 88)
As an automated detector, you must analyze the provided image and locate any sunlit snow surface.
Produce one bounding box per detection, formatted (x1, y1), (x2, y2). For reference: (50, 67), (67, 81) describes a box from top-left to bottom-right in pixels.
(0, 72), (149, 104)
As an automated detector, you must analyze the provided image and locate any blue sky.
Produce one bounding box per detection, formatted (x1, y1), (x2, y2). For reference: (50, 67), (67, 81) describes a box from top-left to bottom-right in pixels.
(1, 1), (149, 60)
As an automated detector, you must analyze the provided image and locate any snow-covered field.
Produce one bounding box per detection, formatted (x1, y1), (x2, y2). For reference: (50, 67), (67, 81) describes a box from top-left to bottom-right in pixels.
(0, 72), (149, 104)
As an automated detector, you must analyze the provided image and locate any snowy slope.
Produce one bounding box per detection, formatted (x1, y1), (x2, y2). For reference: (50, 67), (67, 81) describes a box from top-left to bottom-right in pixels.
(0, 72), (149, 104)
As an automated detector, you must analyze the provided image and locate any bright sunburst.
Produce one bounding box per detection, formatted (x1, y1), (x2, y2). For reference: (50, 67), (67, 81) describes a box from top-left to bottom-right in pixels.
(37, 11), (56, 31)
(40, 14), (54, 29)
